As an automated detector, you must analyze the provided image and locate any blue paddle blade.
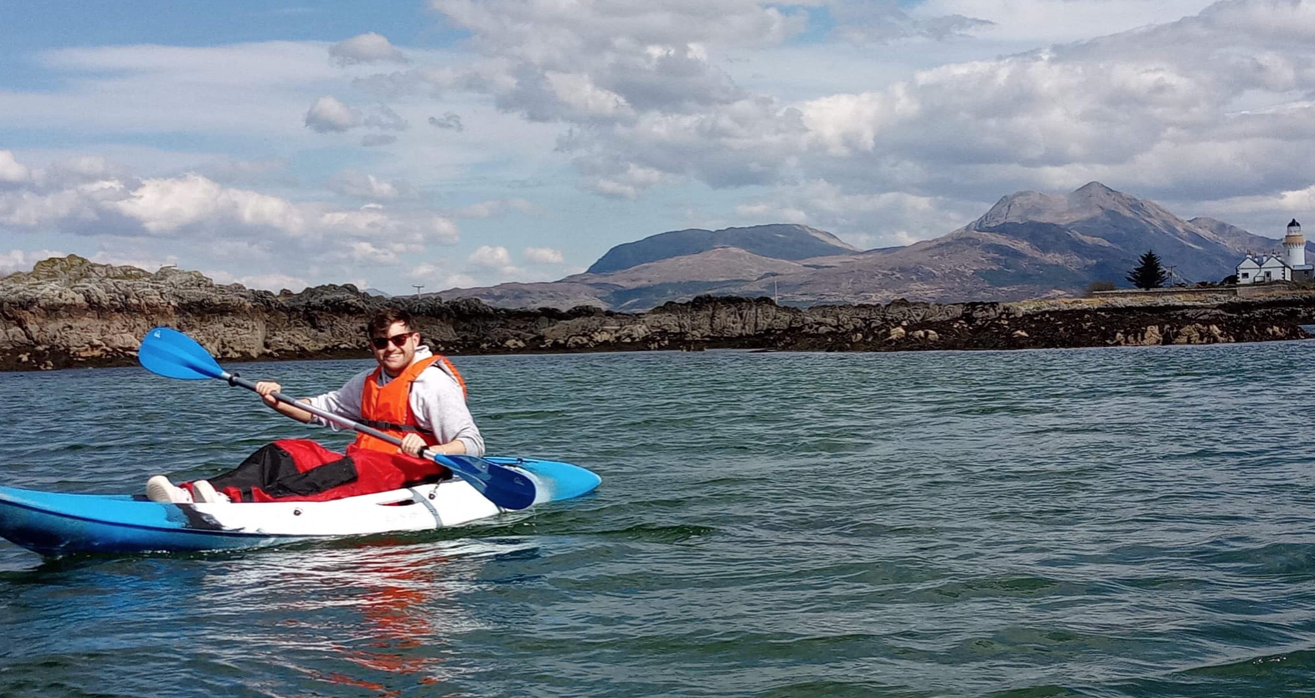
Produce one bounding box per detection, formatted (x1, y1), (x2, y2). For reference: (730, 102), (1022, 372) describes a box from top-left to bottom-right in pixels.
(437, 454), (538, 510)
(137, 327), (225, 380)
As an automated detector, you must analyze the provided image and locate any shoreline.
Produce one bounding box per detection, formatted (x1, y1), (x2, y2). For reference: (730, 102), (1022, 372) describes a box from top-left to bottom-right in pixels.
(5, 255), (1315, 372)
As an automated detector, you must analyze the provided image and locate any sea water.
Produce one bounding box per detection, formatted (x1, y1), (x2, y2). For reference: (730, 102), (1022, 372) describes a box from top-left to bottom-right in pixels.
(2, 342), (1315, 696)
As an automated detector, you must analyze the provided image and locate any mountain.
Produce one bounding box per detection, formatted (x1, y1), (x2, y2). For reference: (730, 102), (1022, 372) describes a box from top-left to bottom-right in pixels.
(439, 224), (858, 310)
(437, 183), (1301, 309)
(586, 224), (858, 274)
(714, 183), (1308, 305)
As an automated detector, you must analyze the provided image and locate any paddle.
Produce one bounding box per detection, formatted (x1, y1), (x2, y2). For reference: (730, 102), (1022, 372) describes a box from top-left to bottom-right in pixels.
(137, 326), (537, 510)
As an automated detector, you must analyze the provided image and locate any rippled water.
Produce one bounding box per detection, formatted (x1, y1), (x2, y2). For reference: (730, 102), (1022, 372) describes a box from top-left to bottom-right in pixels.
(4, 342), (1315, 696)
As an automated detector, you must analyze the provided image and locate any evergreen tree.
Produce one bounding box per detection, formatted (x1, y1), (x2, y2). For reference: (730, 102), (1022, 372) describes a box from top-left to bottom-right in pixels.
(1126, 250), (1168, 289)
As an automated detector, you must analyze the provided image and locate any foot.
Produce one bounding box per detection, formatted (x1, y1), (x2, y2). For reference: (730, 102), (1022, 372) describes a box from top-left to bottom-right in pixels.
(146, 475), (193, 504)
(190, 480), (230, 504)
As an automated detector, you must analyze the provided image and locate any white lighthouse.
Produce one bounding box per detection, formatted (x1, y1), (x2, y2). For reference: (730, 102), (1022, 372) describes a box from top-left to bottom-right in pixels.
(1284, 218), (1305, 268)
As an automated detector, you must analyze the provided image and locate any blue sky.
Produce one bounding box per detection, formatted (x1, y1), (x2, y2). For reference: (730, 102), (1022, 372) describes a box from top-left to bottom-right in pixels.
(2, 0), (1312, 294)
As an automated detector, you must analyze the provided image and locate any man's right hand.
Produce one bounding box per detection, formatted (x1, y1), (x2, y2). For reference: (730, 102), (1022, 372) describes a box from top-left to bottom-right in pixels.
(255, 381), (283, 408)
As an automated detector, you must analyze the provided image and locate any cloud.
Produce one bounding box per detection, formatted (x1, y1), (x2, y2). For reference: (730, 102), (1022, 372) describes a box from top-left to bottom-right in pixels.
(328, 169), (417, 200)
(329, 32), (409, 66)
(827, 0), (994, 43)
(113, 173), (305, 234)
(912, 0), (1218, 43)
(305, 96), (407, 136)
(0, 151), (31, 184)
(468, 244), (513, 268)
(524, 246), (564, 264)
(452, 197), (539, 218)
(305, 95), (362, 132)
(0, 248), (64, 275)
(737, 180), (986, 247)
(201, 158), (294, 185)
(319, 204), (460, 245)
(363, 103), (407, 131)
(428, 112), (464, 131)
(361, 134), (398, 147)
(0, 152), (463, 287)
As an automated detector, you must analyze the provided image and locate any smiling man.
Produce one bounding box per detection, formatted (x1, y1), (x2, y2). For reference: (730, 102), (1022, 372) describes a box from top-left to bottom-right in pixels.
(145, 307), (485, 504)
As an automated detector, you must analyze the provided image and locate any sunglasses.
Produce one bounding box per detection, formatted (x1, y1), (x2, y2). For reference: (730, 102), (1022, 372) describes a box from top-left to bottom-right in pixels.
(370, 332), (414, 350)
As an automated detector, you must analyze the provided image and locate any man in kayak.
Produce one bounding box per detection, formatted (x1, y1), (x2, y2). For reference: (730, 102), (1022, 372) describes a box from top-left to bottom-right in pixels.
(145, 307), (485, 504)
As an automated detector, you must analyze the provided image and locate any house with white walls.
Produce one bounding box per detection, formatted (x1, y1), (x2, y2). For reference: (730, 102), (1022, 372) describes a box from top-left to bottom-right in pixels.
(1236, 219), (1312, 284)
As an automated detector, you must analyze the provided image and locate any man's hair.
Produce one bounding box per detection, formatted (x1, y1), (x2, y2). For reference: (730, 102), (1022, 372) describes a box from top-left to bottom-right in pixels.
(366, 307), (415, 337)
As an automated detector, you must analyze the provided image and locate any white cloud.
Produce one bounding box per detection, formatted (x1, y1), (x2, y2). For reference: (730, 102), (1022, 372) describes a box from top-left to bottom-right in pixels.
(0, 151), (31, 184)
(408, 262), (442, 279)
(443, 272), (477, 288)
(328, 169), (416, 200)
(318, 205), (460, 248)
(453, 198), (540, 218)
(202, 158), (293, 185)
(305, 97), (407, 134)
(469, 245), (512, 267)
(329, 32), (409, 65)
(430, 216), (460, 244)
(113, 173), (305, 234)
(363, 104), (407, 131)
(0, 249), (64, 275)
(305, 95), (363, 132)
(912, 0), (1218, 43)
(524, 246), (564, 264)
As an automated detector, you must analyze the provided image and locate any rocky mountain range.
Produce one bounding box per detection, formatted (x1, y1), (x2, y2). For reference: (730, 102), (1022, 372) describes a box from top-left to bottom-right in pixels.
(4, 253), (1314, 372)
(439, 183), (1302, 310)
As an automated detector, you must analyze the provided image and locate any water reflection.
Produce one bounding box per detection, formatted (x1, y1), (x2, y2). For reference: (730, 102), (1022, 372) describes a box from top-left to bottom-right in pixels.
(195, 537), (535, 695)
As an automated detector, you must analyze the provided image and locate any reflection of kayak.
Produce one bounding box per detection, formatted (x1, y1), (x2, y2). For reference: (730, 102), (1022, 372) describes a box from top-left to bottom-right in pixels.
(0, 457), (600, 557)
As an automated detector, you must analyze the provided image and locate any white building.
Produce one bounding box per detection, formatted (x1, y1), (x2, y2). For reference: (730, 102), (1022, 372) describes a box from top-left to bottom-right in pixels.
(1236, 219), (1312, 284)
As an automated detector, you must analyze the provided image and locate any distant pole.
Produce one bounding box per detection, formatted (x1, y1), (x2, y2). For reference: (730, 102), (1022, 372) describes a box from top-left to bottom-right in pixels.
(412, 284), (424, 298)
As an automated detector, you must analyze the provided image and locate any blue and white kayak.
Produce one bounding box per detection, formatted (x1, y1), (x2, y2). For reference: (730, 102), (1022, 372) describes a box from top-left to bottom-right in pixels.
(0, 457), (600, 557)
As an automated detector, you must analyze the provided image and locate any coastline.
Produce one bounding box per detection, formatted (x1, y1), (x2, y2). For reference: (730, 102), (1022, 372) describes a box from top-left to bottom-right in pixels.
(3, 255), (1314, 372)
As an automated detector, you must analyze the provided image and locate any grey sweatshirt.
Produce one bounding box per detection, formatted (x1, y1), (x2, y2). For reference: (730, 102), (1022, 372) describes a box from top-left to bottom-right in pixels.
(304, 346), (486, 456)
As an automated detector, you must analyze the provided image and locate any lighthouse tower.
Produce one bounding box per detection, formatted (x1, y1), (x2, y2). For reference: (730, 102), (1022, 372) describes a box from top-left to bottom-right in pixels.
(1284, 218), (1305, 269)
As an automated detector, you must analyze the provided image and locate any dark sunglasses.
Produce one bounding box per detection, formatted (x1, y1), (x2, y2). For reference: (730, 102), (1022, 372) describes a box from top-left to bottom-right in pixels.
(370, 332), (414, 349)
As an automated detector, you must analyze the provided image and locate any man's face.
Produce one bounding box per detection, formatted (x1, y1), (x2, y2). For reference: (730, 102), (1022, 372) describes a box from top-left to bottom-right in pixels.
(371, 320), (418, 376)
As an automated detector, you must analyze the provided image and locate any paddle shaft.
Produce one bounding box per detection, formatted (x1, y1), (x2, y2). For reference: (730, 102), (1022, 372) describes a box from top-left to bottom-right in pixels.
(221, 372), (431, 457)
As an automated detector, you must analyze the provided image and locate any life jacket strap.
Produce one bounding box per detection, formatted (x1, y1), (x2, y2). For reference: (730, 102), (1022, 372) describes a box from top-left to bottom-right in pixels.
(358, 419), (425, 432)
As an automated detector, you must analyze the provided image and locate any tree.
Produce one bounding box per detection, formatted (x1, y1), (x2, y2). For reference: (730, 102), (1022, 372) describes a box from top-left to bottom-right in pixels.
(1126, 250), (1168, 289)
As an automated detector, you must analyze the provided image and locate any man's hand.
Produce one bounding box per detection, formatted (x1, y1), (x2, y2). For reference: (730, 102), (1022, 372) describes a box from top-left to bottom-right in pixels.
(400, 433), (429, 458)
(255, 381), (283, 408)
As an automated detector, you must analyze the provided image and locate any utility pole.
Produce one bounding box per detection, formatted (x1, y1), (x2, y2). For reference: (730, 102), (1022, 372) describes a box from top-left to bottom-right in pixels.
(412, 284), (424, 298)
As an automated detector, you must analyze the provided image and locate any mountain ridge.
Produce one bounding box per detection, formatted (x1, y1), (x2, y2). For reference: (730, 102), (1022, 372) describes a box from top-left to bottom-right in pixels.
(439, 184), (1305, 309)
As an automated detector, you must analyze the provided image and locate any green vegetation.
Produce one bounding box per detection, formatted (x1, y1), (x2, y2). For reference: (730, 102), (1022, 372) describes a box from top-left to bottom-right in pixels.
(1126, 250), (1169, 290)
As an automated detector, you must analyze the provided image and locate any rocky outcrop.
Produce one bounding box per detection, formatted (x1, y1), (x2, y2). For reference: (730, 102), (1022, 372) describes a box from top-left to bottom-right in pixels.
(3, 255), (1315, 371)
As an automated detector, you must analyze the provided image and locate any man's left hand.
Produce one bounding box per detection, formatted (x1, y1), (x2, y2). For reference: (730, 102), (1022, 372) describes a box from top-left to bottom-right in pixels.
(399, 434), (429, 458)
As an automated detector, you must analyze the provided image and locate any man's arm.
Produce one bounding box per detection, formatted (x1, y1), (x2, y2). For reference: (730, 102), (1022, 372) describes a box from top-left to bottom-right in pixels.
(303, 372), (367, 431)
(409, 368), (486, 457)
(254, 381), (314, 423)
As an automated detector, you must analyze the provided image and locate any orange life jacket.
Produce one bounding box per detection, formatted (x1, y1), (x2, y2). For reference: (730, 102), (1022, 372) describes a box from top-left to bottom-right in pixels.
(353, 354), (468, 453)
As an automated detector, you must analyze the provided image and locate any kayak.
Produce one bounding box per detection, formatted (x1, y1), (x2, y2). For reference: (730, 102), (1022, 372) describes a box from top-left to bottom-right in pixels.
(0, 457), (600, 557)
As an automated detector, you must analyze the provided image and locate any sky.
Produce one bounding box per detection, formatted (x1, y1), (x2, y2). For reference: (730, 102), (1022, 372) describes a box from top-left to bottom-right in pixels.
(1, 0), (1313, 294)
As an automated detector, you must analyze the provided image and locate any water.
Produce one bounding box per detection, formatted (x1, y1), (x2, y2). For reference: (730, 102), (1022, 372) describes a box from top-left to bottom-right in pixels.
(3, 342), (1315, 696)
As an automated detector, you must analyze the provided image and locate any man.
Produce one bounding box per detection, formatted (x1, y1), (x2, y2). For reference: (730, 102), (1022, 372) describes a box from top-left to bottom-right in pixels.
(146, 308), (484, 504)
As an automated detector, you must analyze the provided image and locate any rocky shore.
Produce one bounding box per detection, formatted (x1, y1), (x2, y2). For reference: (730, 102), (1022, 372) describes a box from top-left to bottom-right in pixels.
(3, 255), (1314, 371)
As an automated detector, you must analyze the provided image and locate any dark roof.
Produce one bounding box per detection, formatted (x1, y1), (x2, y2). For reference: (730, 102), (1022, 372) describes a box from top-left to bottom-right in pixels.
(1290, 218), (1301, 227)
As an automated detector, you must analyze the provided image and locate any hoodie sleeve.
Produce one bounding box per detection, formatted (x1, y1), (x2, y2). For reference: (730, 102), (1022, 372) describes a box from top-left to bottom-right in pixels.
(305, 369), (369, 431)
(409, 365), (485, 457)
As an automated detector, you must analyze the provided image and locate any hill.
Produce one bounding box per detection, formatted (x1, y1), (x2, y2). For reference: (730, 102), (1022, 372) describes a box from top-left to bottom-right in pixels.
(585, 223), (858, 274)
(439, 183), (1303, 309)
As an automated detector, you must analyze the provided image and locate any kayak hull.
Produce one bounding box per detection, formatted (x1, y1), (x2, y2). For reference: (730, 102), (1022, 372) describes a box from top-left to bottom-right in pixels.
(0, 457), (600, 557)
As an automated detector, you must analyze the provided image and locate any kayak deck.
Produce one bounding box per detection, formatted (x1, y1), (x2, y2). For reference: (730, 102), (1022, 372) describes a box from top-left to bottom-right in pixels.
(0, 457), (600, 557)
